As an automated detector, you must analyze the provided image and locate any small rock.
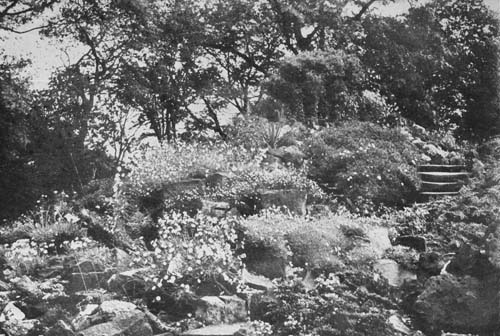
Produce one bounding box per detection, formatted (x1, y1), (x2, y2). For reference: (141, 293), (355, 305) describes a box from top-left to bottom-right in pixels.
(196, 297), (224, 325)
(394, 235), (426, 252)
(99, 300), (138, 319)
(0, 302), (25, 322)
(81, 304), (99, 316)
(373, 259), (417, 287)
(387, 315), (412, 335)
(46, 320), (76, 336)
(365, 227), (392, 258)
(71, 304), (100, 331)
(113, 248), (132, 269)
(182, 323), (247, 336)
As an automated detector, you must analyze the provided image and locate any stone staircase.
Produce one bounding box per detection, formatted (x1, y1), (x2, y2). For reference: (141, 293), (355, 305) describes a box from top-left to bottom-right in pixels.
(417, 164), (470, 196)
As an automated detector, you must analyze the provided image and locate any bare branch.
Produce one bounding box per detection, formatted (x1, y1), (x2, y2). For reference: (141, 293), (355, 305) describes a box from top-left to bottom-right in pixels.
(351, 0), (378, 21)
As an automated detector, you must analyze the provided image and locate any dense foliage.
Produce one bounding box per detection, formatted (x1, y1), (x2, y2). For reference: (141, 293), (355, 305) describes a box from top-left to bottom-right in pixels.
(0, 1), (499, 335)
(305, 122), (420, 209)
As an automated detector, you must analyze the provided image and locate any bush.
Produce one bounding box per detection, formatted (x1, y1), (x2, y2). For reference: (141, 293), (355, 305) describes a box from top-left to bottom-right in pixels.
(305, 121), (420, 209)
(7, 193), (86, 248)
(130, 212), (244, 296)
(124, 141), (254, 198)
(1, 239), (49, 276)
(119, 141), (323, 218)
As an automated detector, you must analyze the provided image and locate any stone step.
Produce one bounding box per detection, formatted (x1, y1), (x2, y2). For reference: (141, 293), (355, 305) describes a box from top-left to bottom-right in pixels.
(420, 191), (460, 196)
(182, 323), (246, 336)
(418, 171), (470, 183)
(420, 181), (462, 192)
(417, 165), (466, 172)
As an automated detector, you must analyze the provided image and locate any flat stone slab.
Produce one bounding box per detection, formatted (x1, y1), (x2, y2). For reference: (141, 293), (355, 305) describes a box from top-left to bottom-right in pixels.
(182, 323), (246, 336)
(241, 269), (275, 291)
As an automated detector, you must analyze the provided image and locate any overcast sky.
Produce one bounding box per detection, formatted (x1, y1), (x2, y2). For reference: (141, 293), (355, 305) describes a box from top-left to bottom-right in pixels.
(2, 0), (499, 89)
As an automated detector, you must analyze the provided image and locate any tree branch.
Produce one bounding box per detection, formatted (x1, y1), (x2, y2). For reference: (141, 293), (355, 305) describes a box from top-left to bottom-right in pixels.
(204, 42), (268, 75)
(351, 0), (378, 21)
(0, 22), (52, 33)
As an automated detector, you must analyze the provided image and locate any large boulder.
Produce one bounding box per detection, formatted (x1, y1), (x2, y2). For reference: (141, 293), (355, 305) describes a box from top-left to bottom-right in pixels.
(74, 300), (153, 336)
(76, 313), (152, 336)
(195, 296), (247, 325)
(107, 269), (147, 297)
(0, 302), (25, 322)
(414, 273), (500, 333)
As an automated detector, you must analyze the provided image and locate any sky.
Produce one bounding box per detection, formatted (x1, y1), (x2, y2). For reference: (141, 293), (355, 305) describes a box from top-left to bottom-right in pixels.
(1, 0), (500, 89)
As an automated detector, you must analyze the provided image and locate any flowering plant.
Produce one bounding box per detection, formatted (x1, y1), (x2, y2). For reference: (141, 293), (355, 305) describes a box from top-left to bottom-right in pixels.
(130, 212), (244, 296)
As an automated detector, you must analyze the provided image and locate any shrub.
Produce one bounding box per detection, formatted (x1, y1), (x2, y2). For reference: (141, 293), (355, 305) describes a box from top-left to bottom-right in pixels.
(130, 212), (244, 296)
(124, 141), (254, 198)
(239, 210), (387, 276)
(2, 239), (49, 276)
(227, 116), (289, 150)
(120, 140), (323, 218)
(8, 193), (86, 248)
(305, 121), (420, 208)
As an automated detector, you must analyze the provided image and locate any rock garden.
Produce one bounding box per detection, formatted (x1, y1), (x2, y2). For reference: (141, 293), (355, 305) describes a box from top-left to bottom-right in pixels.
(1, 120), (499, 336)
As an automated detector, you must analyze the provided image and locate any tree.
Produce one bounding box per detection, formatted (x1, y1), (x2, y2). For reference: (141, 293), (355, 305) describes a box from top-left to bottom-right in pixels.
(361, 11), (446, 129)
(265, 50), (370, 125)
(360, 0), (500, 140)
(0, 0), (59, 33)
(433, 0), (500, 140)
